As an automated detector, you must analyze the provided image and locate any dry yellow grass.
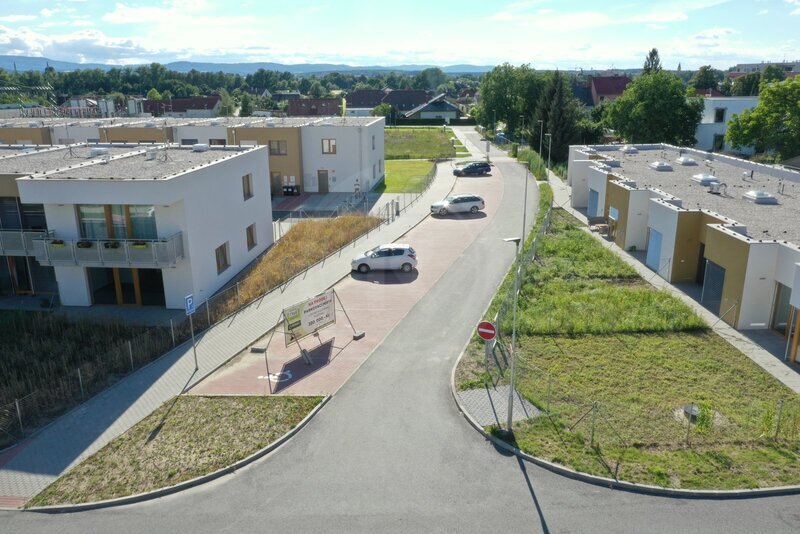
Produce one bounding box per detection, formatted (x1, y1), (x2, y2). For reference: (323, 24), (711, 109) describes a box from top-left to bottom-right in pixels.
(210, 214), (380, 321)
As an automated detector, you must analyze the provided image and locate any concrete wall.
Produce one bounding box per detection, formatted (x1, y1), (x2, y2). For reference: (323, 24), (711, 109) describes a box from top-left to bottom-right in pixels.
(43, 204), (91, 305)
(586, 166), (610, 217)
(51, 125), (102, 144)
(625, 189), (651, 251)
(648, 200), (680, 280)
(569, 160), (595, 208)
(740, 242), (780, 329)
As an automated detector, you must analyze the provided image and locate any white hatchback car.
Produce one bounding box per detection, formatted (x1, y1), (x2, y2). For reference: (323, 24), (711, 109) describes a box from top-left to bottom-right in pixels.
(430, 194), (485, 216)
(351, 244), (417, 274)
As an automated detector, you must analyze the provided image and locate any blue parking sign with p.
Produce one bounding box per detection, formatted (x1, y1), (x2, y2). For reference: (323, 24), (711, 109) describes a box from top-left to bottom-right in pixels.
(185, 294), (196, 316)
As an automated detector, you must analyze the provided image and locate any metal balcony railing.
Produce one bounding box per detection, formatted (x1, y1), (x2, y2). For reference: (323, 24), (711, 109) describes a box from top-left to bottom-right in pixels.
(32, 232), (184, 268)
(0, 229), (53, 256)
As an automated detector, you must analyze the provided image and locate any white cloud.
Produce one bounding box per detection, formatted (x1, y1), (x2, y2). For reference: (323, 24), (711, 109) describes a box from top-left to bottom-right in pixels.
(0, 15), (36, 22)
(787, 0), (800, 15)
(40, 8), (56, 17)
(758, 9), (769, 14)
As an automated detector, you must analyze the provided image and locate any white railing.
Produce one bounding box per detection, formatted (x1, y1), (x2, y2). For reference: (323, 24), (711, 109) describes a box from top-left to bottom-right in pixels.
(32, 232), (184, 268)
(0, 229), (53, 256)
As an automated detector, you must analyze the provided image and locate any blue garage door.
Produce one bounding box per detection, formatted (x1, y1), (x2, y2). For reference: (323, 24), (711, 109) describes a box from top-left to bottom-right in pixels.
(588, 189), (599, 217)
(701, 260), (726, 315)
(645, 229), (662, 271)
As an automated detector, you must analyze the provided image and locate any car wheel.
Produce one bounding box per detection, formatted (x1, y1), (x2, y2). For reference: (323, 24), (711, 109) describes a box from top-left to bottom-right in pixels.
(357, 263), (370, 274)
(470, 205), (479, 214)
(401, 263), (413, 273)
(438, 207), (448, 216)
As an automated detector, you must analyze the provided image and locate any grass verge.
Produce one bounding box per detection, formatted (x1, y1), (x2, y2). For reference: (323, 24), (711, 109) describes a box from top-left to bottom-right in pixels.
(375, 160), (435, 193)
(457, 207), (800, 489)
(385, 127), (455, 159)
(28, 395), (322, 506)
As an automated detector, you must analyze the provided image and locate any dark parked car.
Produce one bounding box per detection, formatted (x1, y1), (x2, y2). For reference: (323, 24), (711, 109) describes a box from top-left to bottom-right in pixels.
(453, 161), (491, 177)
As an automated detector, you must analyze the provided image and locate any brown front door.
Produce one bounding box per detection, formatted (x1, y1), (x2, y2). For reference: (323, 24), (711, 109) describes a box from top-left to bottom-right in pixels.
(7, 257), (33, 295)
(317, 170), (329, 193)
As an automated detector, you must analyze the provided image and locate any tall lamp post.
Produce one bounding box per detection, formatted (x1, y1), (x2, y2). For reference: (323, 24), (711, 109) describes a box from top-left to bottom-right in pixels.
(545, 132), (552, 170)
(503, 236), (522, 432)
(537, 119), (543, 156)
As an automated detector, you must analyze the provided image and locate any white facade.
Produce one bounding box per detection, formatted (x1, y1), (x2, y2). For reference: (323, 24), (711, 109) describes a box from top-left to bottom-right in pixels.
(695, 97), (758, 155)
(300, 117), (385, 193)
(50, 122), (105, 144)
(17, 146), (273, 309)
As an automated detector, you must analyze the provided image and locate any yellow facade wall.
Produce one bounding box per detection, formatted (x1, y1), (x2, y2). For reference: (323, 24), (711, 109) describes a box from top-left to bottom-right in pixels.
(0, 128), (51, 145)
(227, 127), (303, 194)
(605, 181), (630, 249)
(703, 226), (750, 327)
(671, 211), (726, 283)
(0, 174), (23, 197)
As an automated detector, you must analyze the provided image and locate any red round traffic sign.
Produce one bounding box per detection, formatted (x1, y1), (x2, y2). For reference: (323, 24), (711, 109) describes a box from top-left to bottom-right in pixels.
(476, 321), (497, 341)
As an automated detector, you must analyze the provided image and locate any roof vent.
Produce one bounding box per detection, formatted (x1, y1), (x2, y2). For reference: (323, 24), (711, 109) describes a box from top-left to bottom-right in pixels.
(89, 147), (109, 157)
(145, 148), (157, 161)
(28, 121), (40, 128)
(743, 190), (778, 205)
(620, 145), (638, 154)
(100, 154), (110, 165)
(676, 156), (697, 166)
(210, 120), (221, 126)
(604, 158), (621, 167)
(649, 161), (673, 171)
(691, 173), (717, 186)
(144, 121), (156, 128)
(192, 143), (210, 152)
(94, 121), (103, 127)
(707, 182), (724, 195)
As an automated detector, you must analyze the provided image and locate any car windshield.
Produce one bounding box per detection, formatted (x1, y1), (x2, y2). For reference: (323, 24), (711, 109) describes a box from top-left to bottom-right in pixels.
(445, 196), (455, 202)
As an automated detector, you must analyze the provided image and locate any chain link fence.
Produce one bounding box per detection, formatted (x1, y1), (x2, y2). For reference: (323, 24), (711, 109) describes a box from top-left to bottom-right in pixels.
(1, 164), (442, 450)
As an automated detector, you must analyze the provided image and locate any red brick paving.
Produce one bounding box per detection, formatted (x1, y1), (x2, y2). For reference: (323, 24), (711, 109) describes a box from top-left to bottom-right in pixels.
(190, 170), (505, 396)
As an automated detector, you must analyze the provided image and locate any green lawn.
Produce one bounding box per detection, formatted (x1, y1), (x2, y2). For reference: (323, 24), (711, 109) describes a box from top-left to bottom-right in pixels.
(385, 127), (455, 160)
(457, 207), (800, 489)
(375, 160), (435, 193)
(28, 395), (322, 506)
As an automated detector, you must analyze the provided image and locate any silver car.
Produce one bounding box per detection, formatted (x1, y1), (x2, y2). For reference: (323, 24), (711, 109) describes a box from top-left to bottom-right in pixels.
(351, 244), (418, 274)
(430, 194), (485, 216)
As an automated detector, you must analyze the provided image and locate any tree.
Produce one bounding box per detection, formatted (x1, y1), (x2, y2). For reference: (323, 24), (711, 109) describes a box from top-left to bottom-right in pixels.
(688, 65), (721, 92)
(731, 72), (760, 96)
(217, 89), (234, 116)
(726, 76), (800, 160)
(239, 93), (254, 117)
(642, 48), (662, 75)
(372, 103), (392, 117)
(761, 64), (786, 84)
(607, 71), (703, 145)
(146, 87), (161, 100)
(412, 67), (446, 91)
(535, 70), (582, 162)
(308, 81), (326, 98)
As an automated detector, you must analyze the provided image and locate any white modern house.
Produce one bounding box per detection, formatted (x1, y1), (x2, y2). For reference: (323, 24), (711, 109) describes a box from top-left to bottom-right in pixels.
(567, 143), (800, 363)
(694, 96), (758, 155)
(300, 116), (385, 193)
(17, 144), (273, 309)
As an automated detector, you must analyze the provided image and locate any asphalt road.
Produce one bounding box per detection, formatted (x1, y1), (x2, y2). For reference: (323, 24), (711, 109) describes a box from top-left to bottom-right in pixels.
(4, 132), (800, 533)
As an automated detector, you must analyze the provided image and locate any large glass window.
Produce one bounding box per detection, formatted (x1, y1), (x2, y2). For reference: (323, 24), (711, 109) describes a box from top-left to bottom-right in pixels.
(0, 198), (21, 230)
(78, 205), (108, 238)
(78, 205), (157, 239)
(128, 206), (157, 239)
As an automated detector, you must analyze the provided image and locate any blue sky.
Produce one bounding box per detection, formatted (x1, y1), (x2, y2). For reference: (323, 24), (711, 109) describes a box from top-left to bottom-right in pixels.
(0, 0), (798, 69)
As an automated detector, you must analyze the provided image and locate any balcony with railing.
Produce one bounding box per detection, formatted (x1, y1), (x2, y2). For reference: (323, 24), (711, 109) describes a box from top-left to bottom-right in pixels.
(32, 232), (184, 268)
(0, 229), (53, 256)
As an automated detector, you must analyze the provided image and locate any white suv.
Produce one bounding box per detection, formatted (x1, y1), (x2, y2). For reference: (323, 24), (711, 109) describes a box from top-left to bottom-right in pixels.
(351, 244), (417, 274)
(430, 194), (485, 216)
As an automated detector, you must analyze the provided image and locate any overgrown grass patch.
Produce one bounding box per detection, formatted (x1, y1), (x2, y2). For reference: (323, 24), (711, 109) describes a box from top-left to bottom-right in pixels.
(375, 160), (434, 193)
(385, 127), (455, 160)
(28, 395), (322, 506)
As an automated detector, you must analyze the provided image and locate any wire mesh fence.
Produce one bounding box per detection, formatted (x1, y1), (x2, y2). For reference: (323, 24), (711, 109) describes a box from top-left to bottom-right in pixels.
(0, 164), (442, 450)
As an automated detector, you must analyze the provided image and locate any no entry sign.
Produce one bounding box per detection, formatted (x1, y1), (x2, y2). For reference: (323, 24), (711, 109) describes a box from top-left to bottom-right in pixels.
(476, 321), (497, 341)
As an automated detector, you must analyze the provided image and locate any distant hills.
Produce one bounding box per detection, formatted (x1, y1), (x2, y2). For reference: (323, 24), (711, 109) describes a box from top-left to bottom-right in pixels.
(0, 55), (494, 75)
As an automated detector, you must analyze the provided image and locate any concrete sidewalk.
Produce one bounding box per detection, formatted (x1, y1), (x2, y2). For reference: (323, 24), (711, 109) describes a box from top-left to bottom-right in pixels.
(0, 163), (458, 506)
(547, 171), (800, 394)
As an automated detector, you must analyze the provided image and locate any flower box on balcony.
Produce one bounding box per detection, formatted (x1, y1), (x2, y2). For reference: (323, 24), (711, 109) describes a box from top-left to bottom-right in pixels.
(131, 240), (148, 249)
(49, 239), (65, 247)
(103, 241), (120, 249)
(76, 240), (93, 249)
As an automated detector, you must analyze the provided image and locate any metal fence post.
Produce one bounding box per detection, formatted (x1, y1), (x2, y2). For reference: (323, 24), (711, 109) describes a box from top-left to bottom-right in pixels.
(546, 374), (552, 414)
(590, 402), (597, 447)
(77, 368), (85, 400)
(236, 282), (241, 305)
(686, 402), (694, 444)
(775, 399), (784, 439)
(170, 318), (176, 347)
(128, 340), (134, 371)
(15, 399), (23, 435)
(206, 299), (211, 326)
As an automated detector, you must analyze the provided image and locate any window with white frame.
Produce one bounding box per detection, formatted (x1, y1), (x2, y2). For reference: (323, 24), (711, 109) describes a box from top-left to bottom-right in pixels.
(246, 223), (257, 250)
(269, 140), (287, 155)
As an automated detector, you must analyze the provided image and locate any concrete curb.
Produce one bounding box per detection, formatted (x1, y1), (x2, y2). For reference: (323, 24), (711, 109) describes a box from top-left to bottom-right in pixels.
(449, 226), (800, 500)
(22, 395), (331, 514)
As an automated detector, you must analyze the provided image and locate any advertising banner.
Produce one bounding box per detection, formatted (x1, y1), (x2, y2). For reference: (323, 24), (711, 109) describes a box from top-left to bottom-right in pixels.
(284, 289), (336, 346)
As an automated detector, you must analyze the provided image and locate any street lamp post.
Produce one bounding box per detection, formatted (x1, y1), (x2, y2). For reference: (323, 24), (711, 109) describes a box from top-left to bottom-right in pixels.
(504, 236), (522, 432)
(537, 119), (543, 156)
(545, 132), (552, 170)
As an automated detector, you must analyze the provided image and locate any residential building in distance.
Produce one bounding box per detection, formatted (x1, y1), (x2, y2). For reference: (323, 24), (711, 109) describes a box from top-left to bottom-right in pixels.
(345, 89), (386, 109)
(694, 96), (758, 155)
(143, 95), (222, 118)
(17, 144), (273, 309)
(403, 94), (460, 121)
(300, 117), (385, 194)
(380, 89), (429, 112)
(287, 98), (342, 117)
(567, 143), (800, 363)
(589, 75), (632, 106)
(728, 60), (800, 79)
